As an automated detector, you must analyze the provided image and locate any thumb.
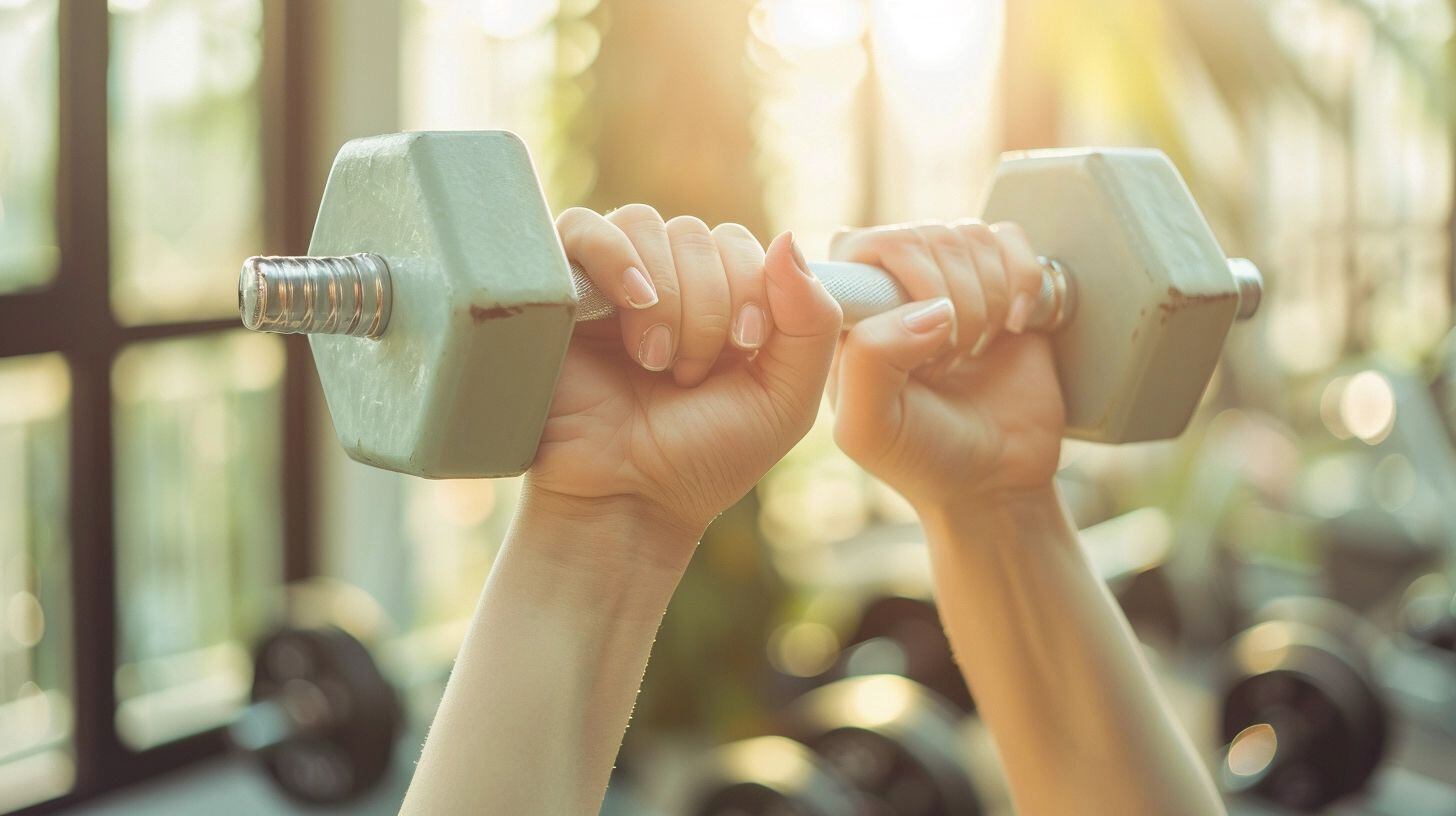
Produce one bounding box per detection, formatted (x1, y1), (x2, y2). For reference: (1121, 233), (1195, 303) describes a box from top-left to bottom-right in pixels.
(754, 231), (844, 414)
(833, 298), (955, 453)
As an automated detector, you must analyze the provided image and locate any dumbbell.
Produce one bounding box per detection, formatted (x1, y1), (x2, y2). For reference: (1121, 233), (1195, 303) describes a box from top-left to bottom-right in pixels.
(1217, 597), (1389, 811)
(1401, 580), (1456, 653)
(228, 624), (403, 804)
(837, 595), (974, 714)
(687, 675), (983, 816)
(684, 735), (875, 816)
(236, 130), (1263, 479)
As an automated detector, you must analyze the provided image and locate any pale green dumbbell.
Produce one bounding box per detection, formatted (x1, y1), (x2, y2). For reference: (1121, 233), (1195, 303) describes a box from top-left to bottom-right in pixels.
(238, 131), (1261, 479)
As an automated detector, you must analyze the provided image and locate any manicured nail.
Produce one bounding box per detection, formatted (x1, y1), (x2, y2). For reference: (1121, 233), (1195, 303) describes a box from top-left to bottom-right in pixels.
(733, 303), (766, 349)
(788, 232), (813, 278)
(903, 298), (955, 334)
(638, 323), (673, 371)
(622, 266), (658, 309)
(1006, 292), (1034, 334)
(970, 331), (991, 357)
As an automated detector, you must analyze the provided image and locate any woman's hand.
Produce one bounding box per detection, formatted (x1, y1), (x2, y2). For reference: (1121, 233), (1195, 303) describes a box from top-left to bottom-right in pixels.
(828, 220), (1064, 509)
(532, 206), (842, 559)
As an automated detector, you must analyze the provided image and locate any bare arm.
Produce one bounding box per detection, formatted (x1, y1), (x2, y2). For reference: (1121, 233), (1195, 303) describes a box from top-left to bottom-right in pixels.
(400, 217), (842, 815)
(827, 221), (1224, 815)
(922, 487), (1222, 815)
(400, 496), (691, 815)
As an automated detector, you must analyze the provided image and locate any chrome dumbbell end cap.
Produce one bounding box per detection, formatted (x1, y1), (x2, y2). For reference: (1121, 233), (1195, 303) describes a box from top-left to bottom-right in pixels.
(239, 256), (268, 332)
(236, 253), (393, 339)
(1227, 258), (1263, 321)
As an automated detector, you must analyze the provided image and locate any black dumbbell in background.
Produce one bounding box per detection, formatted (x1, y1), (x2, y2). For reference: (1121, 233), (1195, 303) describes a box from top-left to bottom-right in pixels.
(1217, 597), (1388, 812)
(687, 675), (983, 816)
(228, 625), (403, 805)
(841, 597), (974, 715)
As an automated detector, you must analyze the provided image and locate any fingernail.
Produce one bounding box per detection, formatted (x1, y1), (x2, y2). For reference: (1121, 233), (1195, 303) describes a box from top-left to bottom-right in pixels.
(1006, 292), (1033, 334)
(638, 323), (673, 371)
(622, 266), (658, 309)
(970, 331), (991, 357)
(733, 303), (766, 349)
(903, 298), (955, 334)
(788, 232), (813, 279)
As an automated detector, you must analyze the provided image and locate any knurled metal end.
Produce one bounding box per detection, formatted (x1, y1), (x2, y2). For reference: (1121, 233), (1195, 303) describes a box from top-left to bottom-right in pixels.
(1227, 258), (1263, 321)
(238, 253), (393, 339)
(1029, 257), (1075, 331)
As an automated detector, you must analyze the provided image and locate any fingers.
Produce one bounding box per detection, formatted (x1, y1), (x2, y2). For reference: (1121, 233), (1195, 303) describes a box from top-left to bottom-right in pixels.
(832, 298), (956, 458)
(664, 216), (733, 387)
(754, 232), (844, 417)
(992, 221), (1045, 334)
(712, 222), (774, 353)
(555, 207), (658, 312)
(831, 220), (1033, 350)
(573, 205), (771, 385)
(605, 204), (682, 372)
(951, 220), (1009, 351)
(830, 224), (953, 312)
(915, 223), (985, 355)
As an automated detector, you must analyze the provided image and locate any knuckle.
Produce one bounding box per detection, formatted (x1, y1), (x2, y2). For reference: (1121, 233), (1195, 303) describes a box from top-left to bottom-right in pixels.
(555, 206), (596, 227)
(874, 227), (929, 254)
(555, 207), (605, 240)
(957, 220), (997, 246)
(928, 230), (969, 257)
(666, 214), (712, 235)
(710, 221), (760, 251)
(608, 202), (664, 228)
(989, 220), (1026, 239)
(670, 230), (721, 257)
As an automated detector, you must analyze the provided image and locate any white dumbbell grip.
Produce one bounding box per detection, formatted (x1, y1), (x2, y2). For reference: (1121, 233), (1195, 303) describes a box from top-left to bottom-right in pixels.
(570, 260), (1070, 330)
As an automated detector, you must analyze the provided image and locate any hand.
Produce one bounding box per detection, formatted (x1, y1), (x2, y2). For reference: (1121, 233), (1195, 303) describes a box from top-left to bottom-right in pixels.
(827, 220), (1064, 509)
(530, 206), (842, 561)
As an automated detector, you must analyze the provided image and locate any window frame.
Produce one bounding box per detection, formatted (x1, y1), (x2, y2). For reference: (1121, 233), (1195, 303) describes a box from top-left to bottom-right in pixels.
(1, 2), (319, 811)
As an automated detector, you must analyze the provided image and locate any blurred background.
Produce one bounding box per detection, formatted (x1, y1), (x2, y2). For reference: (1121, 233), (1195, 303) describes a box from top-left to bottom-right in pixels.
(3, 0), (1456, 813)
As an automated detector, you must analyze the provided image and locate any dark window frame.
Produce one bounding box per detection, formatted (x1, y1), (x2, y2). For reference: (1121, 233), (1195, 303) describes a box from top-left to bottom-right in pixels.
(3, 1), (318, 811)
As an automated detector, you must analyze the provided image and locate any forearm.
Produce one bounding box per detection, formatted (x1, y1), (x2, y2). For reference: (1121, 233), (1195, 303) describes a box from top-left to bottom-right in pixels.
(920, 486), (1223, 816)
(400, 495), (695, 816)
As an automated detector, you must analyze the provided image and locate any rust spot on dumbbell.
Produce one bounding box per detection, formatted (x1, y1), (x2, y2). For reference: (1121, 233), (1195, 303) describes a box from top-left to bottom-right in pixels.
(470, 304), (524, 323)
(1159, 286), (1226, 313)
(1157, 286), (1228, 326)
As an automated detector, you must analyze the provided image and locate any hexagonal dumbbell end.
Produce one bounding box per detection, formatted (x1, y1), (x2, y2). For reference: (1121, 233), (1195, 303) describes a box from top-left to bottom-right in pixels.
(983, 148), (1261, 443)
(245, 131), (577, 478)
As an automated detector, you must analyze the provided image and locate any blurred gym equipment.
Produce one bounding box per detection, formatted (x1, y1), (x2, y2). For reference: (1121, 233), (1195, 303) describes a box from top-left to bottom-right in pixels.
(229, 626), (402, 805)
(685, 675), (983, 816)
(785, 675), (982, 816)
(236, 131), (1262, 478)
(683, 736), (873, 816)
(838, 596), (973, 714)
(1218, 597), (1388, 812)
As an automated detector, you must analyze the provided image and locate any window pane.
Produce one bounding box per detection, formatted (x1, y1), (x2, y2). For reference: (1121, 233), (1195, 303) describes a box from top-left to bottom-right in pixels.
(0, 0), (60, 294)
(0, 354), (74, 812)
(108, 0), (264, 324)
(112, 331), (282, 749)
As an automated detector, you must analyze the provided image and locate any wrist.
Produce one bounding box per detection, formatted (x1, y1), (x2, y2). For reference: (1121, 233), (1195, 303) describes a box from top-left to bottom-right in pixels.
(512, 481), (704, 577)
(915, 482), (1070, 547)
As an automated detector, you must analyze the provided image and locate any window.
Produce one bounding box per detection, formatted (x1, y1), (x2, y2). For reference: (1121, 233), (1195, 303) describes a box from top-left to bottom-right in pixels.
(0, 0), (59, 295)
(0, 3), (313, 811)
(0, 355), (72, 813)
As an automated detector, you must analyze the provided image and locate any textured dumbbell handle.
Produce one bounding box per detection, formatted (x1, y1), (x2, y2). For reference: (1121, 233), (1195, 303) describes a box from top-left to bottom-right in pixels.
(569, 258), (1074, 330)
